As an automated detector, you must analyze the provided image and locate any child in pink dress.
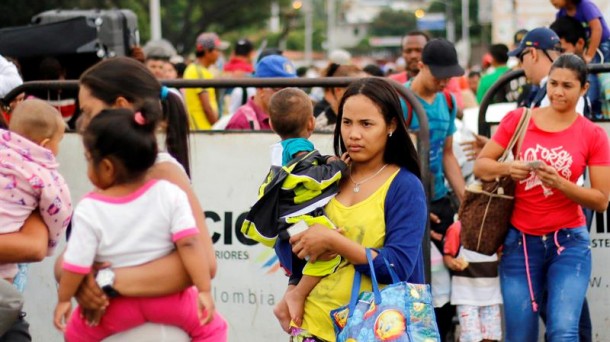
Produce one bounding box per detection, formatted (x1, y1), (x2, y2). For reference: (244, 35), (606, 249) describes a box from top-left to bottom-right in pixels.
(0, 99), (71, 281)
(54, 108), (226, 341)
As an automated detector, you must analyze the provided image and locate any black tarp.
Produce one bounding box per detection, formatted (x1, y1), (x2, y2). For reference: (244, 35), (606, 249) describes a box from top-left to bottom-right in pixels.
(0, 17), (98, 58)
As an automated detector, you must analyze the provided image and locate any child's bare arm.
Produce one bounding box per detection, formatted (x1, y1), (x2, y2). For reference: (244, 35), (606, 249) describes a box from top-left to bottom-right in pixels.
(176, 235), (215, 324)
(585, 18), (603, 63)
(54, 271), (86, 331)
(58, 270), (86, 302)
(443, 254), (467, 271)
(443, 255), (456, 270)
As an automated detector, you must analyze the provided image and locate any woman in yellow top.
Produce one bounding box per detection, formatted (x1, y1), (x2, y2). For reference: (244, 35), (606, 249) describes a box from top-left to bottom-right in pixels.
(287, 77), (429, 341)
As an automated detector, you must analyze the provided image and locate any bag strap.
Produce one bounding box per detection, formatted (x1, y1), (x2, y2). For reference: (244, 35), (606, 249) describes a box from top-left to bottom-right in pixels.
(345, 248), (385, 317)
(499, 107), (532, 162)
(365, 248), (381, 304)
(346, 269), (362, 318)
(443, 90), (454, 113)
(513, 108), (532, 160)
(380, 253), (400, 284)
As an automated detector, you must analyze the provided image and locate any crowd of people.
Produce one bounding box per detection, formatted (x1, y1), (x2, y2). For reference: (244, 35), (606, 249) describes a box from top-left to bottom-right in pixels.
(0, 0), (609, 341)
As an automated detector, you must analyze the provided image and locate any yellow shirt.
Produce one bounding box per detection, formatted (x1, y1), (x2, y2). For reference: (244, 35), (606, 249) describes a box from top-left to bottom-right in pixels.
(183, 63), (217, 130)
(301, 170), (399, 342)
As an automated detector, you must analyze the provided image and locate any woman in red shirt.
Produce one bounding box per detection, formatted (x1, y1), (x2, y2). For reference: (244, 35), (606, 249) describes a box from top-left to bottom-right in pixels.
(474, 54), (610, 341)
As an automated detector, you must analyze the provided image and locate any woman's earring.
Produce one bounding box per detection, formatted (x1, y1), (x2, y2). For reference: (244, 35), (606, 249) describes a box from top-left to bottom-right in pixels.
(388, 131), (393, 138)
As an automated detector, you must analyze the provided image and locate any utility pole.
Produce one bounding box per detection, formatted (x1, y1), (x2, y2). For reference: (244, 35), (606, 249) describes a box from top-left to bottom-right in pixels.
(462, 0), (470, 64)
(270, 1), (280, 33)
(327, 0), (336, 55)
(150, 0), (162, 40)
(445, 0), (455, 42)
(304, 0), (313, 66)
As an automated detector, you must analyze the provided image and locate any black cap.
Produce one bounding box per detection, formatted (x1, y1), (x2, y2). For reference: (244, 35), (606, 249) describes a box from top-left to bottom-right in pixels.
(508, 27), (563, 57)
(235, 39), (254, 56)
(422, 39), (464, 79)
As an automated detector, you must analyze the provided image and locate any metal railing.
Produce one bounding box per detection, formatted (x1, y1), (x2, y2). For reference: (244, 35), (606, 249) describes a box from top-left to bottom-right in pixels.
(1, 76), (435, 281)
(478, 63), (610, 137)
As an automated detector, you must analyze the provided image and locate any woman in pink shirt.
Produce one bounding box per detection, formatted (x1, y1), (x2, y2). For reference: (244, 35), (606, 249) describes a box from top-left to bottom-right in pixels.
(474, 54), (610, 341)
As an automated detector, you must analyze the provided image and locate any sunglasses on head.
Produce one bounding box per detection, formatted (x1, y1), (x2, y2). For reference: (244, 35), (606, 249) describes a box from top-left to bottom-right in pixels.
(518, 47), (563, 63)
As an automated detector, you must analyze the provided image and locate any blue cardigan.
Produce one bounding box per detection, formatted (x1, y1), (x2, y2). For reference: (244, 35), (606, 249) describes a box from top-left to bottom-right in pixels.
(353, 168), (427, 284)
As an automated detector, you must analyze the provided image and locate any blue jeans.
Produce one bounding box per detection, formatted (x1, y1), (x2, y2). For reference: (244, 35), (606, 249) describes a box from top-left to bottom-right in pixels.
(500, 226), (591, 342)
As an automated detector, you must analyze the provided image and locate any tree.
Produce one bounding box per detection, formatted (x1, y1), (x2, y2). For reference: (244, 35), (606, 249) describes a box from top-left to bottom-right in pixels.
(0, 0), (291, 55)
(369, 8), (417, 37)
(162, 0), (292, 54)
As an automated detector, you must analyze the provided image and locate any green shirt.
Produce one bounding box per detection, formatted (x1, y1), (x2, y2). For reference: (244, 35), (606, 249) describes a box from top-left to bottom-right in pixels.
(476, 65), (510, 103)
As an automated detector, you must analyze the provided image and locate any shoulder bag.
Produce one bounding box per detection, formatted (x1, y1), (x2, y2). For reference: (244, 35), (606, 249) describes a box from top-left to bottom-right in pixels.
(330, 249), (440, 342)
(458, 107), (532, 256)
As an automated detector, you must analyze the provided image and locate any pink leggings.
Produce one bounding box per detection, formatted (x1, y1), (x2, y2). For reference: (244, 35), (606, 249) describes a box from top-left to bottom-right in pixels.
(65, 287), (227, 342)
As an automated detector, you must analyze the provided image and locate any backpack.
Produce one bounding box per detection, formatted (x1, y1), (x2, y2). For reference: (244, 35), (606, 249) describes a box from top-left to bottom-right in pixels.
(404, 90), (455, 128)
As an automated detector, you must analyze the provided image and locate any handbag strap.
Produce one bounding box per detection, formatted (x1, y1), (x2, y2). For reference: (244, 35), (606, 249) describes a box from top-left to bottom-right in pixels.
(346, 248), (383, 317)
(499, 107), (532, 162)
(365, 248), (382, 305)
(381, 253), (400, 284)
(346, 269), (362, 318)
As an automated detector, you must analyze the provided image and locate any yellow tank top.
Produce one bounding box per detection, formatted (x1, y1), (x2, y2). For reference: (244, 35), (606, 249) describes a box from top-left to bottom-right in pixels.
(301, 170), (399, 342)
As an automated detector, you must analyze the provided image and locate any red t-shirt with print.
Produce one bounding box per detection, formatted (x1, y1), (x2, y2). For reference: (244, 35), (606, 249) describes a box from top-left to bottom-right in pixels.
(492, 108), (610, 235)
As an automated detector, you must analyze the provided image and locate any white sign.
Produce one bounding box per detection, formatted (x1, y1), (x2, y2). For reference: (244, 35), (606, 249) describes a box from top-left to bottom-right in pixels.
(22, 127), (610, 341)
(24, 132), (335, 342)
(369, 36), (402, 47)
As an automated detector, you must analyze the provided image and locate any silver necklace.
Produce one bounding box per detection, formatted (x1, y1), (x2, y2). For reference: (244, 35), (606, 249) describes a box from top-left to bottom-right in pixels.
(349, 164), (388, 193)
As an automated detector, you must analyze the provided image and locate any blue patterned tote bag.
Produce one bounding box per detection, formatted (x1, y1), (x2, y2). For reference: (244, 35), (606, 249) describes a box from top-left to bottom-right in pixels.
(330, 249), (440, 342)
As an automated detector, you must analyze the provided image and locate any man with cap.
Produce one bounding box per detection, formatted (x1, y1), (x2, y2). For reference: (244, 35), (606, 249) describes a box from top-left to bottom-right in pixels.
(390, 31), (464, 110)
(184, 32), (228, 130)
(223, 39), (257, 115)
(226, 55), (297, 130)
(407, 38), (467, 242)
(407, 38), (466, 342)
(509, 27), (568, 108)
(223, 38), (255, 77)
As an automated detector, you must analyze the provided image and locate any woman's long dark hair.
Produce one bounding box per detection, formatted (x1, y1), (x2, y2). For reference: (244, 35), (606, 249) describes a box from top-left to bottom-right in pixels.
(333, 77), (421, 179)
(80, 57), (190, 176)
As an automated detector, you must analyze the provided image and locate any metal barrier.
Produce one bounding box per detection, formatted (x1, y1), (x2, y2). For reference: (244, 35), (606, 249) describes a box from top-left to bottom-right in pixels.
(1, 76), (435, 281)
(1, 77), (431, 198)
(478, 63), (610, 137)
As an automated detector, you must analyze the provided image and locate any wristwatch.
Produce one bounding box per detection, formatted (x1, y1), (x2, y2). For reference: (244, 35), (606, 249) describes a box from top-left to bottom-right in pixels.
(95, 269), (120, 298)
